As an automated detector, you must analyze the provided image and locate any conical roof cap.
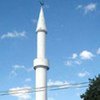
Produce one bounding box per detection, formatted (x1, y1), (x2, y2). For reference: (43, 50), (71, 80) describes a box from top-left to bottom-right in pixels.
(36, 7), (47, 33)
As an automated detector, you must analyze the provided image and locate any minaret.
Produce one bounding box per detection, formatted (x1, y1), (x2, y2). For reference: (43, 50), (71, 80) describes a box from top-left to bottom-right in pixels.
(33, 4), (49, 100)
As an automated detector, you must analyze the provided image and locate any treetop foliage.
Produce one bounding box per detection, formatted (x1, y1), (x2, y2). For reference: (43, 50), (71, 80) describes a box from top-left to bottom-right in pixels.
(81, 74), (100, 100)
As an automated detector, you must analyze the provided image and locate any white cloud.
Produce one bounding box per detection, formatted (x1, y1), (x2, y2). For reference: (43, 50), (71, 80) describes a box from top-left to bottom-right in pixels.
(74, 60), (81, 65)
(65, 60), (72, 66)
(10, 70), (17, 77)
(13, 65), (25, 70)
(64, 50), (95, 66)
(72, 53), (78, 59)
(76, 5), (83, 9)
(84, 3), (96, 14)
(9, 65), (33, 77)
(47, 80), (86, 90)
(25, 78), (32, 82)
(48, 80), (68, 86)
(65, 60), (81, 66)
(80, 50), (94, 60)
(12, 65), (33, 72)
(26, 67), (33, 72)
(10, 65), (26, 76)
(97, 48), (100, 55)
(77, 3), (97, 14)
(9, 87), (32, 100)
(48, 79), (70, 88)
(78, 71), (90, 78)
(64, 53), (81, 66)
(1, 31), (26, 39)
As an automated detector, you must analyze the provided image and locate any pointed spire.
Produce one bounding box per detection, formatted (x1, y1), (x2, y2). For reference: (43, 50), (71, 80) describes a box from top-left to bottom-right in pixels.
(36, 7), (47, 33)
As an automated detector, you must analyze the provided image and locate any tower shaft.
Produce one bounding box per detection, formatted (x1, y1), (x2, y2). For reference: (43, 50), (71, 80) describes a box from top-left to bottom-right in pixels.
(34, 6), (49, 100)
(37, 31), (46, 58)
(36, 67), (47, 100)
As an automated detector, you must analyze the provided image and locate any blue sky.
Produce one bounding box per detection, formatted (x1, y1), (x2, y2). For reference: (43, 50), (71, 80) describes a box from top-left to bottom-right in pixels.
(0, 0), (100, 100)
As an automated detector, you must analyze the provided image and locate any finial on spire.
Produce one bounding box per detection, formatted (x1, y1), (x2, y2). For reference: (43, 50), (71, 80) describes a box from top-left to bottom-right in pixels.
(39, 0), (44, 6)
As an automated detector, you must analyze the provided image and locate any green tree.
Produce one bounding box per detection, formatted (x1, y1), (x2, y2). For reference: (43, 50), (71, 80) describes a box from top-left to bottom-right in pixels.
(81, 75), (100, 100)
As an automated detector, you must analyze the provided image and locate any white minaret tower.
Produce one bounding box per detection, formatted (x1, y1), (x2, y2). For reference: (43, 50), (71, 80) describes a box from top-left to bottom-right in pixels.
(33, 3), (49, 100)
